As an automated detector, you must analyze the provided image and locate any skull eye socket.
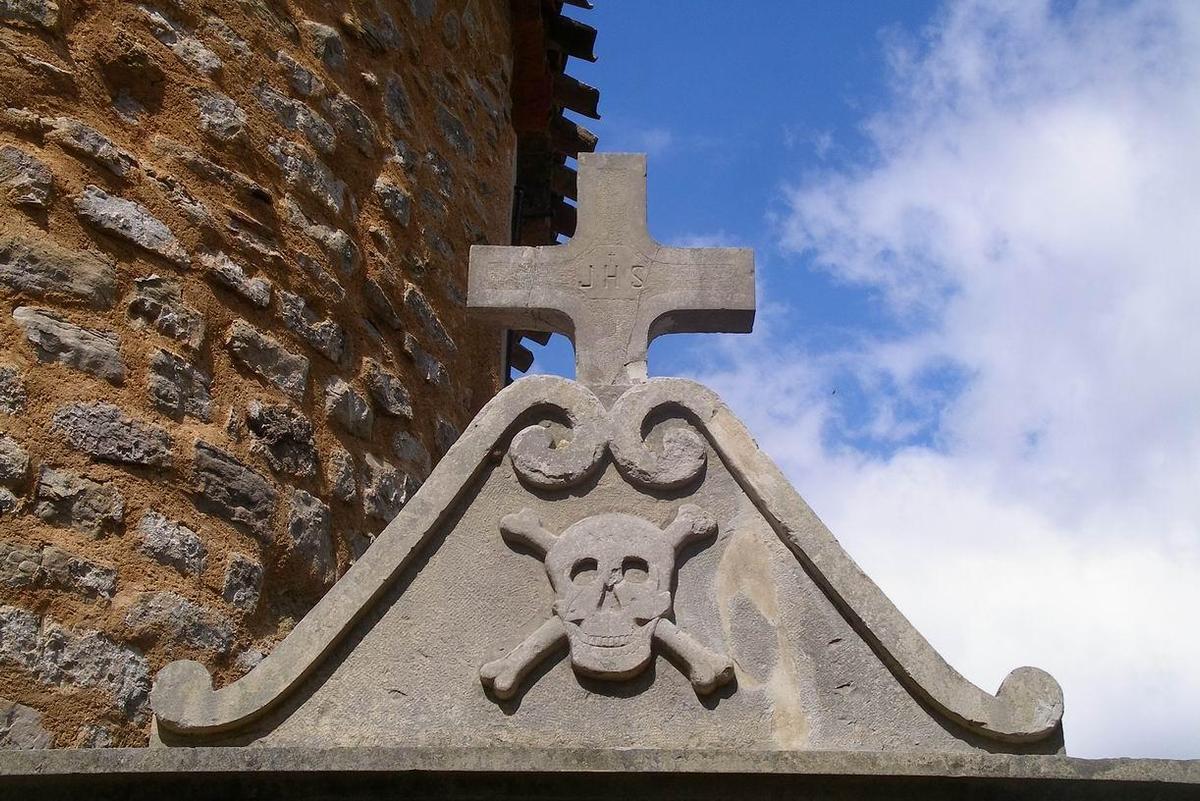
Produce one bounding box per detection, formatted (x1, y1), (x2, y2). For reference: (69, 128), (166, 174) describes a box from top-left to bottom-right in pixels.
(569, 558), (598, 584)
(621, 557), (650, 583)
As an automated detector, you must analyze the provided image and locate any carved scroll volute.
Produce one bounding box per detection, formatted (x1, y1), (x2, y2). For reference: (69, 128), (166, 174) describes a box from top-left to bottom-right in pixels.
(508, 385), (610, 490)
(608, 380), (708, 490)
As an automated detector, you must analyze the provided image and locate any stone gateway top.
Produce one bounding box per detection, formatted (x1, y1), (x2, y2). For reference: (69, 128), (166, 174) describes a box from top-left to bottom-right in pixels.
(468, 153), (755, 387)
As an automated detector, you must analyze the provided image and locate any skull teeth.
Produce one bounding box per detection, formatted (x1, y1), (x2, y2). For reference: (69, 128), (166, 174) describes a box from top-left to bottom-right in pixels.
(579, 632), (631, 648)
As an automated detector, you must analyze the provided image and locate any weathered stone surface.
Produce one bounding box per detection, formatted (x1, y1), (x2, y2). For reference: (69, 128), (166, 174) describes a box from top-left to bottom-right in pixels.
(403, 332), (448, 389)
(0, 606), (149, 717)
(391, 430), (431, 477)
(0, 541), (111, 598)
(0, 237), (116, 309)
(325, 92), (377, 155)
(0, 699), (51, 749)
(284, 198), (359, 278)
(148, 349), (212, 421)
(361, 453), (414, 523)
(276, 50), (323, 97)
(0, 365), (25, 414)
(152, 136), (270, 206)
(374, 178), (411, 227)
(384, 73), (411, 128)
(226, 320), (310, 401)
(44, 117), (137, 178)
(363, 278), (402, 329)
(12, 307), (125, 384)
(268, 138), (345, 216)
(255, 83), (335, 155)
(140, 7), (222, 77)
(434, 417), (459, 456)
(190, 441), (277, 541)
(128, 276), (205, 352)
(0, 436), (29, 486)
(404, 282), (454, 352)
(137, 511), (206, 576)
(51, 402), (172, 468)
(470, 154), (755, 386)
(72, 724), (112, 748)
(245, 400), (317, 478)
(195, 91), (247, 144)
(33, 467), (124, 537)
(222, 552), (262, 611)
(0, 488), (17, 514)
(75, 185), (190, 268)
(200, 251), (272, 308)
(125, 592), (233, 655)
(327, 448), (357, 503)
(324, 377), (373, 439)
(0, 0), (60, 30)
(286, 489), (333, 585)
(40, 545), (117, 599)
(303, 21), (345, 72)
(279, 290), (345, 363)
(365, 358), (412, 419)
(0, 145), (52, 208)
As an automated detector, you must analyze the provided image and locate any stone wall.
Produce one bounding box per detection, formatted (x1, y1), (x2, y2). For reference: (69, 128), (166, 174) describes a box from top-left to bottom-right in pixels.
(0, 0), (512, 746)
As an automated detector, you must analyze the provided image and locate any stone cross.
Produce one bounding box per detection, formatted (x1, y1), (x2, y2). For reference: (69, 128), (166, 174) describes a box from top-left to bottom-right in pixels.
(468, 153), (755, 387)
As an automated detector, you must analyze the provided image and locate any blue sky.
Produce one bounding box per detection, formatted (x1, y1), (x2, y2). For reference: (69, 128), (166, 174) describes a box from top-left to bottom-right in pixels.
(527, 1), (1200, 759)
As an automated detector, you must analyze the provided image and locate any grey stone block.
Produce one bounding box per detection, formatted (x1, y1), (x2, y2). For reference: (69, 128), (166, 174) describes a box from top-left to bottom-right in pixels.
(436, 105), (472, 156)
(361, 453), (414, 522)
(374, 178), (411, 227)
(275, 50), (323, 97)
(128, 276), (205, 352)
(303, 21), (345, 72)
(245, 401), (318, 478)
(0, 364), (26, 414)
(200, 251), (271, 309)
(222, 552), (262, 611)
(45, 117), (137, 177)
(434, 417), (459, 456)
(124, 591), (233, 655)
(140, 7), (222, 77)
(0, 145), (52, 208)
(403, 282), (454, 352)
(327, 448), (357, 503)
(324, 377), (373, 439)
(363, 278), (402, 329)
(325, 92), (377, 156)
(195, 91), (247, 145)
(0, 435), (29, 486)
(190, 441), (277, 541)
(403, 332), (448, 389)
(148, 349), (213, 422)
(268, 139), (345, 216)
(39, 545), (117, 599)
(0, 0), (60, 30)
(390, 430), (430, 477)
(33, 467), (124, 537)
(137, 511), (206, 576)
(74, 185), (190, 268)
(12, 307), (125, 384)
(384, 73), (410, 128)
(51, 402), (172, 468)
(278, 290), (345, 363)
(0, 237), (116, 309)
(287, 488), (333, 586)
(365, 358), (413, 419)
(0, 488), (16, 514)
(226, 320), (310, 401)
(255, 82), (335, 155)
(0, 699), (51, 749)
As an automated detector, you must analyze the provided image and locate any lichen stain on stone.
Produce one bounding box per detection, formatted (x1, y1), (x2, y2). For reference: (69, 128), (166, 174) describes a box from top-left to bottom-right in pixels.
(716, 505), (811, 749)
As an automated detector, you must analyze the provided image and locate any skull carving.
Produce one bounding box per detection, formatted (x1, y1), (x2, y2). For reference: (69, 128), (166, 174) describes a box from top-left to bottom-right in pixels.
(480, 505), (735, 700)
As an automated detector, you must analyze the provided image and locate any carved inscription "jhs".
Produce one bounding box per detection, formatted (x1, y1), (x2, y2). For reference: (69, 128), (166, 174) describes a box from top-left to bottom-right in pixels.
(577, 263), (648, 299)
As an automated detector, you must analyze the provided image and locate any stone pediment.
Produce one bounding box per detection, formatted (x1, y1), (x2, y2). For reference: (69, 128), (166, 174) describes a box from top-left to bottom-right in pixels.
(151, 375), (1064, 753)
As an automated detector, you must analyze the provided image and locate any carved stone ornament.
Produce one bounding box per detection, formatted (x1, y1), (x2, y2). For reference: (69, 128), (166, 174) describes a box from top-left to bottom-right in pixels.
(480, 506), (735, 700)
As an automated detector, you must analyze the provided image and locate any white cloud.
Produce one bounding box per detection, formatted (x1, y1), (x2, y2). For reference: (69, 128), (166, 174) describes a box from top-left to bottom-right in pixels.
(702, 0), (1200, 758)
